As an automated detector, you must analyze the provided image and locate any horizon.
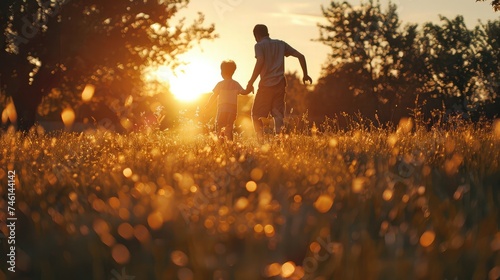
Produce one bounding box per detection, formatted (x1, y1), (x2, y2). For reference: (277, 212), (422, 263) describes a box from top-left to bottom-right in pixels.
(163, 0), (499, 100)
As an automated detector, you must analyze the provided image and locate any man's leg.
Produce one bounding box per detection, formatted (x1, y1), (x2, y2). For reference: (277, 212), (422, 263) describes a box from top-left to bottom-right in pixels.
(271, 80), (286, 135)
(252, 89), (271, 142)
(252, 116), (264, 141)
(273, 111), (284, 134)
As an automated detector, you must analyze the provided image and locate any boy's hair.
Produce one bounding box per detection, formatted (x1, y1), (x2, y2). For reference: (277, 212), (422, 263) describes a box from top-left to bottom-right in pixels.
(221, 60), (237, 76)
(253, 24), (269, 37)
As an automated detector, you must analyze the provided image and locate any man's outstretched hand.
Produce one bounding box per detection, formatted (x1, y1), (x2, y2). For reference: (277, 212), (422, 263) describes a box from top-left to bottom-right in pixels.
(303, 75), (312, 85)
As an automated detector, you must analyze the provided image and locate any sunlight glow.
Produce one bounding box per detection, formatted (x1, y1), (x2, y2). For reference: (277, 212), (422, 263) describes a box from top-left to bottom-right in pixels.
(81, 84), (95, 102)
(1, 101), (17, 124)
(145, 55), (221, 102)
(61, 108), (75, 128)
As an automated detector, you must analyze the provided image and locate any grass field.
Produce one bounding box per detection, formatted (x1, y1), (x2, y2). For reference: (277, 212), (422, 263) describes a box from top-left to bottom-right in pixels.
(1, 117), (500, 280)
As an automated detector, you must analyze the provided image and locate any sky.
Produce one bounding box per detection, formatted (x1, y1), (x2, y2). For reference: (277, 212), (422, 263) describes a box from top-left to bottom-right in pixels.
(165, 0), (499, 99)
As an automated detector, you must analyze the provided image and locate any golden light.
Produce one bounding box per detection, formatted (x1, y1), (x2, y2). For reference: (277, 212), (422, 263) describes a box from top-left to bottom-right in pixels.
(352, 177), (365, 193)
(254, 224), (264, 233)
(145, 54), (221, 102)
(235, 197), (249, 211)
(123, 168), (133, 178)
(281, 261), (296, 278)
(81, 84), (95, 102)
(420, 230), (436, 247)
(250, 168), (264, 181)
(265, 263), (281, 277)
(133, 224), (151, 243)
(493, 119), (500, 140)
(382, 189), (393, 201)
(118, 223), (134, 240)
(264, 224), (275, 237)
(1, 101), (17, 124)
(314, 194), (334, 213)
(112, 244), (130, 264)
(124, 95), (133, 107)
(61, 108), (76, 128)
(147, 211), (164, 230)
(171, 250), (189, 267)
(246, 181), (257, 192)
(397, 117), (413, 134)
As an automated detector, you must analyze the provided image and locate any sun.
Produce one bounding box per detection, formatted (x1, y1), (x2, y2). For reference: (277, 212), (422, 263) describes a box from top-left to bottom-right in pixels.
(145, 55), (221, 102)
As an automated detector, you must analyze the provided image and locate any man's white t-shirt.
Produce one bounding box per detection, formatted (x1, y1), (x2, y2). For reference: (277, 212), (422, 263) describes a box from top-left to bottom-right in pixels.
(254, 37), (299, 87)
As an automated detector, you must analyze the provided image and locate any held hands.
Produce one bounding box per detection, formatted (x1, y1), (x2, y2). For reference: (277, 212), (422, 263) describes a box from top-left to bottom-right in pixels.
(245, 83), (254, 94)
(303, 75), (312, 85)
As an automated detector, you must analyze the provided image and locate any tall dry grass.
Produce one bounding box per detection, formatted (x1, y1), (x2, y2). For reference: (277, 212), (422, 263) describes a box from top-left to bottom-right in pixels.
(1, 115), (499, 280)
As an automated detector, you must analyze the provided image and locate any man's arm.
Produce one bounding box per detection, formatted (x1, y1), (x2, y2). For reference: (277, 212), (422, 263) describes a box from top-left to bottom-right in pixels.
(247, 56), (265, 92)
(294, 52), (312, 85)
(286, 43), (312, 85)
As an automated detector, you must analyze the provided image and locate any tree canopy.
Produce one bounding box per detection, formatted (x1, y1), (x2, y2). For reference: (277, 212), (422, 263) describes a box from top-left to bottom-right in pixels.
(310, 0), (500, 125)
(1, 0), (216, 131)
(477, 0), (500, 11)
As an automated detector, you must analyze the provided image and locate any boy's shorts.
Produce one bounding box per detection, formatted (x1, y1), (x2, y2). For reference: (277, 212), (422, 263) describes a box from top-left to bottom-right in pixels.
(252, 79), (286, 119)
(216, 110), (236, 130)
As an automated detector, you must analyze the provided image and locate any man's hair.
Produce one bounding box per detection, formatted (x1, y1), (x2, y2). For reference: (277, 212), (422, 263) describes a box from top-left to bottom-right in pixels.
(220, 60), (237, 76)
(253, 24), (269, 37)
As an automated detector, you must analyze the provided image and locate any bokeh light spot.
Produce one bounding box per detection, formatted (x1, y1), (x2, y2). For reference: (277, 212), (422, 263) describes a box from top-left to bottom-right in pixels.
(112, 244), (130, 264)
(246, 181), (257, 192)
(281, 261), (296, 278)
(314, 194), (334, 213)
(420, 231), (436, 247)
(171, 250), (189, 266)
(123, 168), (133, 178)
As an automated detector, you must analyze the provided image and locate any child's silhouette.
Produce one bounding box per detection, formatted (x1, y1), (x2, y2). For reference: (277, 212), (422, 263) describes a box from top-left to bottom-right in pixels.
(205, 60), (252, 141)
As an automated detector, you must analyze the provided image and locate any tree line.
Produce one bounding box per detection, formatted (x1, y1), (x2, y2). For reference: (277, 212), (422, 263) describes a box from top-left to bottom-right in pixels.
(0, 0), (498, 132)
(1, 0), (215, 132)
(285, 0), (500, 127)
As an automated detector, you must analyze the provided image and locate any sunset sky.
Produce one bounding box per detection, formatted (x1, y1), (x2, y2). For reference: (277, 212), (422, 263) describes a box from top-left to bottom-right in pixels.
(166, 0), (499, 99)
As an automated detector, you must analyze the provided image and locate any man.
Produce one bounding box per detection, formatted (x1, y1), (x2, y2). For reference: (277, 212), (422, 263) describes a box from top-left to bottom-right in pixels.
(246, 24), (312, 141)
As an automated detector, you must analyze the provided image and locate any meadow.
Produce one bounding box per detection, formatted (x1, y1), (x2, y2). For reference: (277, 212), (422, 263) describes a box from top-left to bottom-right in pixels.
(1, 116), (500, 280)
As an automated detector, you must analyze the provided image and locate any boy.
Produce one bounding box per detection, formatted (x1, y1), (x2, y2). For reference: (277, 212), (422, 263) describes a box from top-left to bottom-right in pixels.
(205, 60), (252, 141)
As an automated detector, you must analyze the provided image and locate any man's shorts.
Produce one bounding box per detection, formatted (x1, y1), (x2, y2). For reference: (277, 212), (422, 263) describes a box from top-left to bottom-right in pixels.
(252, 79), (286, 119)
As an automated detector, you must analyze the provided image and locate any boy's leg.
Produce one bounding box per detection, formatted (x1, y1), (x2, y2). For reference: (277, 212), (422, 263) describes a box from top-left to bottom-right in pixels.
(224, 113), (236, 141)
(217, 111), (228, 141)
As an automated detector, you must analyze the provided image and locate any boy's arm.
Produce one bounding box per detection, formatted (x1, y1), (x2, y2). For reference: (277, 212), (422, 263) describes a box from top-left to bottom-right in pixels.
(205, 92), (218, 109)
(239, 86), (253, 95)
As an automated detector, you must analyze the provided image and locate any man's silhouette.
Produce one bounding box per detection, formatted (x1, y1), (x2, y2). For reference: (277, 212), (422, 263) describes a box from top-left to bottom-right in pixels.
(246, 24), (312, 140)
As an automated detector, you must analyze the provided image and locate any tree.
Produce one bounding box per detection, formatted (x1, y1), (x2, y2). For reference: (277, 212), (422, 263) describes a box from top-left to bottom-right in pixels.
(476, 0), (500, 11)
(1, 0), (216, 131)
(316, 0), (423, 123)
(315, 1), (499, 125)
(285, 71), (310, 117)
(420, 16), (500, 117)
(473, 19), (500, 101)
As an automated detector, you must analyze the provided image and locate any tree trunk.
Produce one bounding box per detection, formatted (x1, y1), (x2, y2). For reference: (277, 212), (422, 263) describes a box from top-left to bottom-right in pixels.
(12, 88), (43, 132)
(11, 70), (57, 132)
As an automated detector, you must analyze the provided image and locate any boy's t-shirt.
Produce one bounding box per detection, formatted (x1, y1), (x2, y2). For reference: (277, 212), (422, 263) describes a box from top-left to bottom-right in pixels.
(213, 79), (244, 114)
